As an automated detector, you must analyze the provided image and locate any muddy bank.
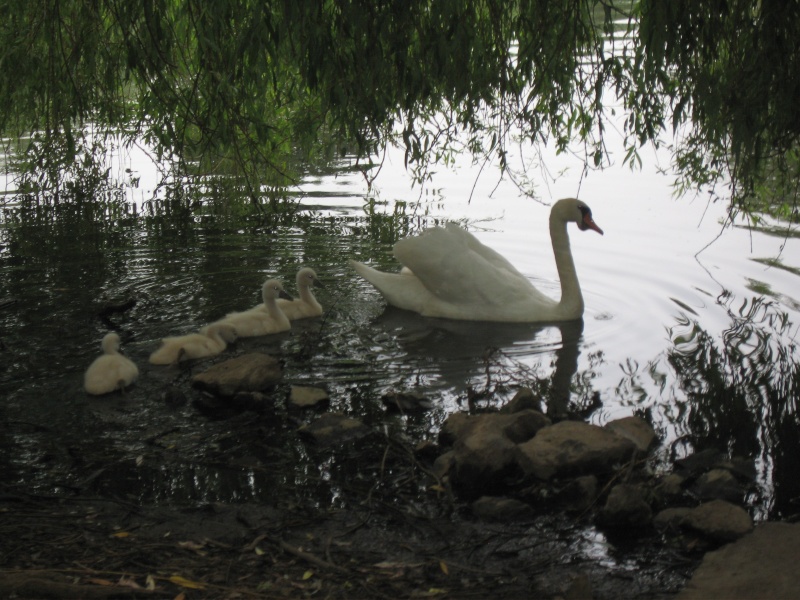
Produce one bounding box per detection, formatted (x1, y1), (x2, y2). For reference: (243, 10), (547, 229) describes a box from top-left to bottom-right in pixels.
(0, 477), (693, 599)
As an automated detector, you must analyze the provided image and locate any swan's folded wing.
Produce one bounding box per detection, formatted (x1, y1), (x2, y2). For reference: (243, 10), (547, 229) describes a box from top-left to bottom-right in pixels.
(393, 224), (536, 307)
(443, 222), (528, 280)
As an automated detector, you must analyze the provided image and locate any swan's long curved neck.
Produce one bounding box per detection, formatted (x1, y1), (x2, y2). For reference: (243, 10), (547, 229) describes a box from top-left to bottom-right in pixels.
(550, 218), (584, 318)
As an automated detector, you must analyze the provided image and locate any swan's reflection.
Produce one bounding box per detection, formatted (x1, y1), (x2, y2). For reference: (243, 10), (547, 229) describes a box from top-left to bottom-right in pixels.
(371, 306), (584, 415)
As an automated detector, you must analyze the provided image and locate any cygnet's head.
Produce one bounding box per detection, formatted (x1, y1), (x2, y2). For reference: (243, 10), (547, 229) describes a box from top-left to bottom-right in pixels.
(262, 279), (293, 302)
(101, 332), (121, 354)
(296, 267), (323, 289)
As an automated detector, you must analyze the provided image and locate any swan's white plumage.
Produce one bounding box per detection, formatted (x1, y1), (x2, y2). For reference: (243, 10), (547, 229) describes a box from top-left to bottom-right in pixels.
(149, 322), (237, 365)
(84, 333), (139, 394)
(267, 267), (323, 320)
(350, 198), (603, 322)
(215, 279), (292, 336)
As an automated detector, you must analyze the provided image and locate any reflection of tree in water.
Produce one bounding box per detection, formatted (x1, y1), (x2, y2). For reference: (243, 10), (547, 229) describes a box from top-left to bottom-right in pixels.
(666, 296), (800, 518)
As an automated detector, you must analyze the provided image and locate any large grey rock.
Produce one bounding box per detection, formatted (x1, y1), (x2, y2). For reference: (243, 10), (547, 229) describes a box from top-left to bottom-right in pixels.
(681, 499), (753, 543)
(451, 424), (518, 491)
(678, 522), (800, 599)
(446, 410), (551, 493)
(192, 353), (282, 397)
(516, 421), (637, 480)
(439, 410), (550, 447)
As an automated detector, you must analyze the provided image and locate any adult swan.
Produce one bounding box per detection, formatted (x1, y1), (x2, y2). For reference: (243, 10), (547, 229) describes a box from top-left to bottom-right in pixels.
(349, 198), (603, 322)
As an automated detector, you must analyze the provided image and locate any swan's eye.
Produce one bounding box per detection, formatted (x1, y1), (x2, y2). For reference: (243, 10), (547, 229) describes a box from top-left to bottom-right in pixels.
(577, 206), (589, 227)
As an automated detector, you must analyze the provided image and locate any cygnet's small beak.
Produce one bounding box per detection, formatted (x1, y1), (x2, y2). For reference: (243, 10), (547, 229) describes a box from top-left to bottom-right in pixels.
(313, 278), (325, 288)
(583, 213), (604, 235)
(279, 290), (294, 301)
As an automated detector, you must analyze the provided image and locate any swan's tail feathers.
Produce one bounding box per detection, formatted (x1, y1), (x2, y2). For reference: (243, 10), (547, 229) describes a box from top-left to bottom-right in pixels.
(349, 260), (427, 313)
(349, 260), (381, 285)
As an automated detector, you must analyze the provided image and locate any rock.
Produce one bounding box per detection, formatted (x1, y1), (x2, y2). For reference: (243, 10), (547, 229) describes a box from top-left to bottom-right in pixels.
(192, 353), (282, 397)
(719, 456), (757, 483)
(677, 522), (800, 599)
(440, 410), (550, 448)
(161, 386), (187, 407)
(230, 391), (274, 412)
(516, 421), (637, 480)
(446, 411), (551, 494)
(681, 499), (753, 543)
(297, 412), (371, 447)
(653, 507), (693, 532)
(381, 390), (433, 412)
(432, 450), (456, 479)
(500, 410), (552, 443)
(654, 473), (686, 500)
(562, 573), (593, 600)
(691, 468), (744, 502)
(414, 439), (439, 461)
(471, 496), (534, 521)
(451, 424), (519, 494)
(598, 483), (652, 530)
(557, 475), (598, 513)
(439, 412), (472, 446)
(499, 387), (542, 414)
(604, 416), (657, 453)
(289, 385), (330, 409)
(674, 448), (725, 478)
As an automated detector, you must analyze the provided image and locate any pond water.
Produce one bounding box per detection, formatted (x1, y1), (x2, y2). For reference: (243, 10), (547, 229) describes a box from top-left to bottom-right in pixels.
(1, 127), (799, 525)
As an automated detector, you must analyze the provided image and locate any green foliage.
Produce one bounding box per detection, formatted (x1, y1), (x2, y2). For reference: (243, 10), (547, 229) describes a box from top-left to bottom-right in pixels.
(1, 1), (799, 216)
(631, 0), (800, 220)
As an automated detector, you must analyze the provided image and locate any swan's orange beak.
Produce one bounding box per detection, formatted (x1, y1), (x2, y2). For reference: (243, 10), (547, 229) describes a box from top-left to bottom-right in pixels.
(583, 214), (604, 235)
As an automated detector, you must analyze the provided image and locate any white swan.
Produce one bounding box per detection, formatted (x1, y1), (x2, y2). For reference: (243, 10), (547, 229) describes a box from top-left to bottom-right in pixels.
(350, 198), (603, 322)
(149, 322), (237, 365)
(84, 333), (139, 395)
(261, 267), (323, 320)
(215, 279), (292, 337)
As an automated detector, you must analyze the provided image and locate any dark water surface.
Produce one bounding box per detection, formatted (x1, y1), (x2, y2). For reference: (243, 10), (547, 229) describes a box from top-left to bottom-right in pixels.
(2, 147), (800, 533)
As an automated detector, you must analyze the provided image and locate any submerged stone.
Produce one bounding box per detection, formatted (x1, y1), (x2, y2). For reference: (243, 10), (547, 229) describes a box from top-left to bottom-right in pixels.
(289, 385), (330, 409)
(471, 496), (534, 521)
(297, 412), (370, 447)
(381, 390), (433, 412)
(192, 353), (282, 397)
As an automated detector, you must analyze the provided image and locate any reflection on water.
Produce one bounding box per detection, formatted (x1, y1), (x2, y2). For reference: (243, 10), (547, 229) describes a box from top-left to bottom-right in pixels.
(1, 159), (800, 521)
(664, 297), (800, 518)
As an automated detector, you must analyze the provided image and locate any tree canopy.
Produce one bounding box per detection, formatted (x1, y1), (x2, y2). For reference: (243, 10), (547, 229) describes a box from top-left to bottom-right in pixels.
(1, 0), (799, 216)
